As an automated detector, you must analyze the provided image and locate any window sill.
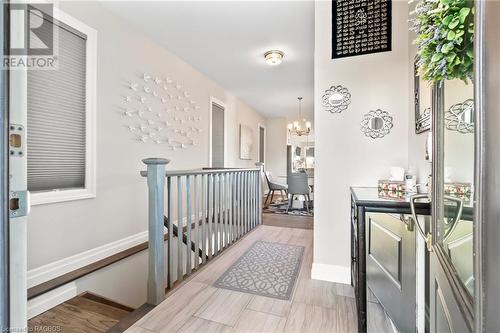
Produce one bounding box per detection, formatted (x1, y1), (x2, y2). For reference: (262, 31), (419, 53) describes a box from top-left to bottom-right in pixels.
(30, 188), (96, 206)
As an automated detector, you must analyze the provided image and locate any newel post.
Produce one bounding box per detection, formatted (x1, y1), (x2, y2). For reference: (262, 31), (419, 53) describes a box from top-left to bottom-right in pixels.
(142, 158), (169, 305)
(255, 162), (264, 225)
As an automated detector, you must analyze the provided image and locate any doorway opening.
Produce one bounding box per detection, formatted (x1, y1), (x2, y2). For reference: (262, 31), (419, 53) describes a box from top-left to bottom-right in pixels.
(209, 98), (226, 168)
(258, 124), (266, 164)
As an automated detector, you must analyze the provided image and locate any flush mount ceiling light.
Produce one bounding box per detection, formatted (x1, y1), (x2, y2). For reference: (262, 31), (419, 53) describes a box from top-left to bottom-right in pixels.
(264, 50), (284, 66)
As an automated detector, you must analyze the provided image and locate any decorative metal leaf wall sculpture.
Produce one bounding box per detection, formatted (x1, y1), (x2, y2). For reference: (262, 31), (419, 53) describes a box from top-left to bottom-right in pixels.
(121, 73), (202, 149)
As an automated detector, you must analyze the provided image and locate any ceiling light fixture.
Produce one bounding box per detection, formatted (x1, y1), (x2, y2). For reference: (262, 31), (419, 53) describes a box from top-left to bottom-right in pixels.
(288, 97), (312, 137)
(264, 50), (284, 66)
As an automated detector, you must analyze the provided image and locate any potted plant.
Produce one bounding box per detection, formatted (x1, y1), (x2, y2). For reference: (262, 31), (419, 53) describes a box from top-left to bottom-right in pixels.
(411, 0), (474, 84)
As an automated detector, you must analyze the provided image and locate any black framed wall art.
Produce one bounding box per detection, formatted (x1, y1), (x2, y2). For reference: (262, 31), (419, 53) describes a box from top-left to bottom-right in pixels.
(331, 0), (392, 59)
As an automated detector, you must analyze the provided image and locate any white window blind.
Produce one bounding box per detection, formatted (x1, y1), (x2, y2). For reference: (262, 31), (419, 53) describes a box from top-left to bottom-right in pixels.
(27, 16), (87, 192)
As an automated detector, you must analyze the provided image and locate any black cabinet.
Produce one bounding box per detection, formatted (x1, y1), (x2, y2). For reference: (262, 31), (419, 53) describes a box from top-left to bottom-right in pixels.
(366, 213), (416, 332)
(351, 196), (366, 331)
(351, 187), (430, 333)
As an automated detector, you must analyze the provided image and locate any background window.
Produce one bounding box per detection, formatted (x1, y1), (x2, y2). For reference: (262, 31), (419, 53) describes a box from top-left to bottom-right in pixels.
(27, 9), (96, 204)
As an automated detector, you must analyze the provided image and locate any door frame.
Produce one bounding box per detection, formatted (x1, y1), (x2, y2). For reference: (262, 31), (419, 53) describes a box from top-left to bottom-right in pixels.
(474, 1), (500, 332)
(473, 2), (484, 330)
(257, 123), (266, 165)
(208, 96), (227, 168)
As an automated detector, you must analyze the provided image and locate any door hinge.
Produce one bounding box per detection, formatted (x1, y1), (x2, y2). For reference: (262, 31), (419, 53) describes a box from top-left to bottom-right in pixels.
(9, 190), (29, 218)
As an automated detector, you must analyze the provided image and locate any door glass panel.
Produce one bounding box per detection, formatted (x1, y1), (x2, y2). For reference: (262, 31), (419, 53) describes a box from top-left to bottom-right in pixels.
(438, 79), (474, 297)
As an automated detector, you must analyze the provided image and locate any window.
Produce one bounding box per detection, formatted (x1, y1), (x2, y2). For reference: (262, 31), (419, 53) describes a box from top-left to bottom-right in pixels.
(27, 9), (96, 205)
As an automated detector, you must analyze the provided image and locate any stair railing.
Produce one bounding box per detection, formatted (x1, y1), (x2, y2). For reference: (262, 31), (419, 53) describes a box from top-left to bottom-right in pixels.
(141, 158), (263, 305)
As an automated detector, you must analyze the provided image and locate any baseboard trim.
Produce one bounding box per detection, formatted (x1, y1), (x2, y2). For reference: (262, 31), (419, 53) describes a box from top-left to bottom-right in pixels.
(28, 215), (201, 289)
(27, 217), (223, 299)
(311, 263), (351, 284)
(28, 231), (149, 289)
(28, 282), (77, 319)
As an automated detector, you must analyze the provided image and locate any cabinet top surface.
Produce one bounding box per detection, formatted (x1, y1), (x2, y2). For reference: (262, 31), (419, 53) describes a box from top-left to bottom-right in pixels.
(350, 187), (430, 210)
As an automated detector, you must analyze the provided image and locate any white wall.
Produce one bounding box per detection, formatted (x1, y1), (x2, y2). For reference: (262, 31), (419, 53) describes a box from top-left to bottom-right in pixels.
(313, 1), (409, 283)
(28, 1), (266, 274)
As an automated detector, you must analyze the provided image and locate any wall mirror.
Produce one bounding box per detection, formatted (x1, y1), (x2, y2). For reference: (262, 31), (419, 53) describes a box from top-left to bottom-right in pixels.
(414, 59), (432, 133)
(322, 85), (351, 113)
(445, 98), (474, 134)
(360, 109), (393, 139)
(369, 117), (384, 130)
(328, 92), (345, 105)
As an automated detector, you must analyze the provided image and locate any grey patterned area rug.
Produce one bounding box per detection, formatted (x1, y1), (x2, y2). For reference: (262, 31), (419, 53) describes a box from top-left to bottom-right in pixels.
(213, 241), (304, 300)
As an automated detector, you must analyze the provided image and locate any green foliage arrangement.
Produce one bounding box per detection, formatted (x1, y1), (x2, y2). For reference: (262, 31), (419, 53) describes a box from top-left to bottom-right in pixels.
(411, 0), (474, 83)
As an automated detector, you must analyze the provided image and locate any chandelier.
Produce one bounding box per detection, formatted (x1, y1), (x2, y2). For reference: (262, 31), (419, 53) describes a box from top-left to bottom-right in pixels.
(288, 97), (311, 137)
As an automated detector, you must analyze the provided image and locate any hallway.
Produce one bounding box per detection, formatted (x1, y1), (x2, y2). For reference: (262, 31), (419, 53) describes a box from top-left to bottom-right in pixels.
(126, 224), (369, 333)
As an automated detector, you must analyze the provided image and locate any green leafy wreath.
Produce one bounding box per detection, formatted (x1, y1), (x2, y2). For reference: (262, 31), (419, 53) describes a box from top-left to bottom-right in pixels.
(411, 0), (474, 83)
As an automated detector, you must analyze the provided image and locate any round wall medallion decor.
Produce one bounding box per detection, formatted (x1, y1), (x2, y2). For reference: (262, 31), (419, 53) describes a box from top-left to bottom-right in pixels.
(322, 85), (351, 113)
(445, 99), (474, 134)
(360, 109), (394, 139)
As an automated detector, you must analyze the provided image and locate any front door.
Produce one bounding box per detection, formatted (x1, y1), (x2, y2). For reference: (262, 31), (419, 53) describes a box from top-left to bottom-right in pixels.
(410, 2), (500, 331)
(411, 4), (478, 331)
(428, 78), (475, 332)
(426, 12), (477, 329)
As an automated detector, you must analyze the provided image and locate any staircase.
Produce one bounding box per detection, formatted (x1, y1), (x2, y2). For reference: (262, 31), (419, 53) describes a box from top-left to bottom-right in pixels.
(141, 160), (263, 305)
(28, 292), (133, 333)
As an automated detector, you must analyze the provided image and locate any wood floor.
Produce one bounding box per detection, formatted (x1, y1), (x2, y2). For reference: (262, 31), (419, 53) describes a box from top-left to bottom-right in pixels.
(28, 215), (392, 333)
(262, 213), (313, 230)
(126, 224), (361, 333)
(28, 292), (133, 333)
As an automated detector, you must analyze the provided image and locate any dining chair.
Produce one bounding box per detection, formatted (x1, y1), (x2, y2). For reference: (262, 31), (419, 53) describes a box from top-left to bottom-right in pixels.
(286, 172), (312, 213)
(264, 171), (288, 205)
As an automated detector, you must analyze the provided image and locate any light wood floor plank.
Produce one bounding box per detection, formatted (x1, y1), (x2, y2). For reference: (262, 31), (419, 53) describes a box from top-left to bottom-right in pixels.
(178, 316), (232, 333)
(194, 289), (253, 326)
(336, 295), (358, 333)
(246, 295), (292, 318)
(126, 223), (369, 333)
(293, 278), (343, 309)
(125, 326), (156, 333)
(283, 302), (337, 333)
(133, 282), (217, 332)
(232, 309), (287, 333)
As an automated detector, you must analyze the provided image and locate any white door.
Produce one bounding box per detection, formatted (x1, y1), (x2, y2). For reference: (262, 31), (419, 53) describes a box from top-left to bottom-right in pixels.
(0, 3), (10, 329)
(7, 2), (41, 329)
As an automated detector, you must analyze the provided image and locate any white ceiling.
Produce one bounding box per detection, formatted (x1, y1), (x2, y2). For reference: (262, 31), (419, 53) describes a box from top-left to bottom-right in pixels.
(101, 1), (315, 120)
